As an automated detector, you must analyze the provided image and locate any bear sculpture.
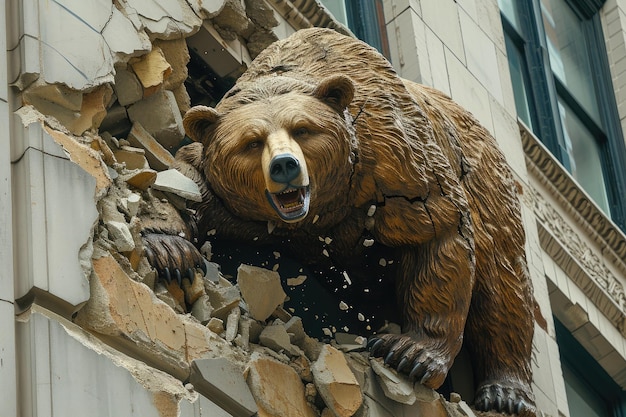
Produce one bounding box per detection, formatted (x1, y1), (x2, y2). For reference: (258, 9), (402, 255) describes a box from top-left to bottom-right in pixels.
(143, 28), (536, 416)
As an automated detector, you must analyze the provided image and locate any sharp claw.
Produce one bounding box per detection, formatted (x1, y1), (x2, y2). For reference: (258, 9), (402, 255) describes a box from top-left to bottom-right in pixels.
(506, 397), (514, 414)
(420, 370), (432, 385)
(367, 338), (385, 355)
(409, 362), (423, 380)
(397, 357), (410, 373)
(495, 395), (503, 411)
(163, 267), (172, 284)
(384, 349), (396, 365)
(175, 269), (182, 286)
(188, 268), (195, 282)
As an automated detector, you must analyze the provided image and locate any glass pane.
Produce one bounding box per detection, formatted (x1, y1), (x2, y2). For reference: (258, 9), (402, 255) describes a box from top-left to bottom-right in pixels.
(541, 0), (601, 123)
(320, 0), (348, 26)
(558, 99), (610, 214)
(563, 364), (611, 417)
(505, 35), (534, 131)
(499, 0), (522, 31)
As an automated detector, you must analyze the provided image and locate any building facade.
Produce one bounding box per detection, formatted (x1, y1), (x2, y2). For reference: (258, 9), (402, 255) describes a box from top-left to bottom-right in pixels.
(0, 0), (624, 416)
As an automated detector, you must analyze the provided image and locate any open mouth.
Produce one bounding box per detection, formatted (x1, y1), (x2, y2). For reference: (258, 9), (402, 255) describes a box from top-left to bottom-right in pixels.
(265, 185), (310, 222)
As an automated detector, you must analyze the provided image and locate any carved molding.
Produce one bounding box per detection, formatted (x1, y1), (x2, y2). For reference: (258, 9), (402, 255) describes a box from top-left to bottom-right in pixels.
(267, 0), (352, 35)
(520, 123), (626, 335)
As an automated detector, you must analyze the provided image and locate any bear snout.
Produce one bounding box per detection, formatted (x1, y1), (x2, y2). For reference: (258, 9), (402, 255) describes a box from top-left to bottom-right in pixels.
(269, 153), (301, 184)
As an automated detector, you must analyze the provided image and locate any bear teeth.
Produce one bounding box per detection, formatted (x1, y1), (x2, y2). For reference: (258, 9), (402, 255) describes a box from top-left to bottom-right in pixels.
(266, 186), (310, 223)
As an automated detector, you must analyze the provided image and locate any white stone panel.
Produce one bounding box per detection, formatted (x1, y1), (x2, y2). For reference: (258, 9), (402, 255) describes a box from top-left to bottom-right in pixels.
(12, 128), (96, 307)
(382, 0), (421, 24)
(489, 96), (527, 176)
(38, 0), (114, 89)
(446, 48), (494, 133)
(420, 0), (465, 63)
(459, 9), (502, 103)
(0, 303), (17, 417)
(124, 0), (202, 39)
(102, 6), (151, 59)
(16, 307), (203, 417)
(424, 28), (451, 95)
(55, 0), (113, 31)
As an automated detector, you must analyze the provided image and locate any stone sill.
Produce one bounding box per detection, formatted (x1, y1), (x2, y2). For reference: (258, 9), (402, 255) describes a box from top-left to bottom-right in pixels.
(519, 121), (626, 335)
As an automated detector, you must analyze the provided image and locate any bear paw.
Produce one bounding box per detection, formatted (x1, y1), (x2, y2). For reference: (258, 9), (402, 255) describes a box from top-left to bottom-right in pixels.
(142, 233), (206, 285)
(367, 333), (450, 389)
(474, 381), (536, 417)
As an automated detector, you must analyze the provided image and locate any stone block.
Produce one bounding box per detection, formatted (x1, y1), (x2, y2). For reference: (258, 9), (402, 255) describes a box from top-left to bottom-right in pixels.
(205, 279), (241, 321)
(127, 90), (185, 152)
(458, 9), (502, 103)
(114, 146), (149, 170)
(23, 84), (113, 136)
(244, 0), (279, 29)
(370, 357), (417, 405)
(124, 169), (158, 191)
(114, 66), (144, 106)
(213, 0), (250, 40)
(245, 355), (318, 417)
(190, 358), (258, 416)
(237, 264), (286, 322)
(16, 305), (198, 417)
(130, 47), (172, 98)
(99, 104), (132, 138)
(259, 323), (298, 355)
(153, 168), (202, 201)
(153, 38), (190, 91)
(38, 0), (114, 89)
(312, 345), (363, 417)
(124, 0), (202, 39)
(12, 127), (99, 306)
(74, 253), (230, 380)
(102, 6), (151, 61)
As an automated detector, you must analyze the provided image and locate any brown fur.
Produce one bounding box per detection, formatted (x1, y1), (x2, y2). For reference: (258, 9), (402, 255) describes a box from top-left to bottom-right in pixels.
(160, 28), (535, 416)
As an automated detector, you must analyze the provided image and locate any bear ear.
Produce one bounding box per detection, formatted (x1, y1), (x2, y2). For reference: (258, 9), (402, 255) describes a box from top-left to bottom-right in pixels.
(183, 106), (222, 143)
(313, 75), (355, 112)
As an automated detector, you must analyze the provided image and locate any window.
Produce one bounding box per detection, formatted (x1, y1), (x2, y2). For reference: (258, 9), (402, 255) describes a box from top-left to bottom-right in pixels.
(554, 319), (626, 417)
(320, 0), (390, 58)
(499, 0), (626, 230)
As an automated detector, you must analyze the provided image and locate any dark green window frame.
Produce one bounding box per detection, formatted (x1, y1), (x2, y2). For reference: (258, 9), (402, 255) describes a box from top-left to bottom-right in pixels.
(555, 319), (626, 417)
(500, 0), (626, 231)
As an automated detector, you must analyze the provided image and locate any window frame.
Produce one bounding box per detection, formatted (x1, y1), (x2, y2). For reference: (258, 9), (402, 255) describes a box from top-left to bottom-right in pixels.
(500, 0), (626, 230)
(554, 318), (626, 417)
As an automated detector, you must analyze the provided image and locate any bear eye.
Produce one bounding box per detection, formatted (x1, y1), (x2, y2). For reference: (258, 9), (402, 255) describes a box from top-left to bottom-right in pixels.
(293, 127), (310, 138)
(246, 140), (263, 150)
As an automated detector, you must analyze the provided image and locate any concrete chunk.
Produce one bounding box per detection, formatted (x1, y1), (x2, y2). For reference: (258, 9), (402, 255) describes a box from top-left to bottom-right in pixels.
(130, 47), (172, 97)
(152, 168), (202, 201)
(237, 264), (286, 322)
(312, 345), (362, 417)
(127, 90), (185, 151)
(259, 323), (297, 355)
(370, 357), (417, 405)
(190, 358), (258, 417)
(114, 66), (144, 106)
(246, 355), (317, 417)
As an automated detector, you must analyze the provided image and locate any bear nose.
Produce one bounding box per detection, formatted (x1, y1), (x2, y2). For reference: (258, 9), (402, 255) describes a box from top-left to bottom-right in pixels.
(269, 153), (301, 183)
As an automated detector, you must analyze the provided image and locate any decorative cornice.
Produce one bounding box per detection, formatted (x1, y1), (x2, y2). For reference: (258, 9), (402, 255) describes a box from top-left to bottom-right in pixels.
(267, 0), (353, 36)
(520, 123), (626, 335)
(520, 124), (626, 272)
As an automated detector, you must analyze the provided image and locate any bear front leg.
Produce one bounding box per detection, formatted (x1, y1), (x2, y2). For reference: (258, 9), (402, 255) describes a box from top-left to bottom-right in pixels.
(368, 233), (474, 389)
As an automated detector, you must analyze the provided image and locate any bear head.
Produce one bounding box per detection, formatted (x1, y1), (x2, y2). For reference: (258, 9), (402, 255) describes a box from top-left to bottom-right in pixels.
(183, 74), (358, 227)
